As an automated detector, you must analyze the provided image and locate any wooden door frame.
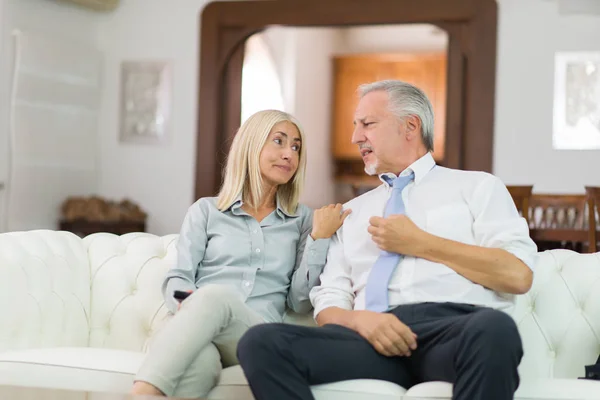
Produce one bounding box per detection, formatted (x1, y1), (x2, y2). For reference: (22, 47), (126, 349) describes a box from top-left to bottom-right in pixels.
(195, 0), (497, 200)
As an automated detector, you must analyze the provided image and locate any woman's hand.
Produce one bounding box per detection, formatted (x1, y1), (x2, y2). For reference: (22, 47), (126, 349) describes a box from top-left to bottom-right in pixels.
(311, 203), (352, 240)
(176, 289), (194, 311)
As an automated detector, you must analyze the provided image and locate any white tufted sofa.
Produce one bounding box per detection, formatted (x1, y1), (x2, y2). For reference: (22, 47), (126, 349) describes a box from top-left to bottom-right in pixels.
(0, 230), (599, 399)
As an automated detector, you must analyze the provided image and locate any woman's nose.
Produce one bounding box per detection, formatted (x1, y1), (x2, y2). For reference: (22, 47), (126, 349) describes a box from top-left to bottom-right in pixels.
(281, 148), (293, 160)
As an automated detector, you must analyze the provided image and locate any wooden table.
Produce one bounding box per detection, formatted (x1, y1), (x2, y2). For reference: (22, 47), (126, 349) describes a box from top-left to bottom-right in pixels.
(0, 385), (192, 400)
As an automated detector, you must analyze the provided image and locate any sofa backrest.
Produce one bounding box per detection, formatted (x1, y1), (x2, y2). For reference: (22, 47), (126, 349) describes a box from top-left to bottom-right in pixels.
(84, 234), (600, 381)
(84, 233), (177, 351)
(0, 230), (90, 352)
(514, 249), (600, 380)
(2, 230), (600, 382)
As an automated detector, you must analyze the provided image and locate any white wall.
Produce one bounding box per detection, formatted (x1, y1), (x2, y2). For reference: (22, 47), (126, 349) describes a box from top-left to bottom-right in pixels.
(290, 28), (343, 209)
(262, 27), (297, 114)
(494, 0), (600, 193)
(0, 0), (218, 235)
(0, 0), (7, 231)
(0, 0), (102, 232)
(96, 0), (211, 235)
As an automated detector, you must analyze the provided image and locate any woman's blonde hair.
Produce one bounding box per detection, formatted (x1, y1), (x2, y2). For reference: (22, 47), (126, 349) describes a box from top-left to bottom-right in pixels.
(217, 109), (307, 215)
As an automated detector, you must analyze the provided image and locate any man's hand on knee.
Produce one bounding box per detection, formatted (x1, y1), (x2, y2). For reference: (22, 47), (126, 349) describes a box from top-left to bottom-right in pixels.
(351, 310), (417, 357)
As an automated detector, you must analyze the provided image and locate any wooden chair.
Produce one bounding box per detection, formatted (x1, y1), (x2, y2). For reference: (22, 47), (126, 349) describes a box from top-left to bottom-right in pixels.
(506, 185), (533, 224)
(528, 194), (588, 252)
(585, 186), (600, 253)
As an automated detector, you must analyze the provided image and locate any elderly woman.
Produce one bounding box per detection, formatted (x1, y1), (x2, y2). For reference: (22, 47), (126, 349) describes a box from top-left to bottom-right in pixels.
(131, 110), (349, 398)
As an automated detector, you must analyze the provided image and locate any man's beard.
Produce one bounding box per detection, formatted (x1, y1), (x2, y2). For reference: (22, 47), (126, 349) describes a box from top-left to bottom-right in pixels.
(364, 159), (378, 176)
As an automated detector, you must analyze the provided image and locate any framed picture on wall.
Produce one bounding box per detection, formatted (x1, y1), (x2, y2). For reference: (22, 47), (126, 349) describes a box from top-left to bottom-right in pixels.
(119, 61), (172, 145)
(553, 51), (600, 150)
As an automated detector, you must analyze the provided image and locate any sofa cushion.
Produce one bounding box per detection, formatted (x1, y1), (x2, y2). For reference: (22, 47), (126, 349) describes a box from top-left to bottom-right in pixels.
(404, 379), (600, 399)
(206, 366), (253, 400)
(311, 379), (407, 400)
(283, 309), (318, 327)
(207, 365), (406, 400)
(0, 347), (143, 393)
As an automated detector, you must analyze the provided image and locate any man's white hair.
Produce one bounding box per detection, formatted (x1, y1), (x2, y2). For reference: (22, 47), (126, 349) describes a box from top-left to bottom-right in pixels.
(358, 80), (435, 152)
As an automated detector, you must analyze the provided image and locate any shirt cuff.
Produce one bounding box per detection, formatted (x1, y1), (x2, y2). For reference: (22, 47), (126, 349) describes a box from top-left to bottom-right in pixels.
(164, 277), (196, 313)
(310, 286), (354, 320)
(312, 298), (353, 320)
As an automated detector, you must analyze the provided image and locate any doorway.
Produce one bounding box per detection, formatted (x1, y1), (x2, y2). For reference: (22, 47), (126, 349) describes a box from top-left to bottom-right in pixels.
(194, 0), (498, 200)
(241, 24), (449, 206)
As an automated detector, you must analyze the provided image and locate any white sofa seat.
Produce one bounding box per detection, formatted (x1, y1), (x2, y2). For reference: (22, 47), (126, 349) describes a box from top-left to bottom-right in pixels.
(0, 230), (599, 399)
(403, 379), (600, 399)
(209, 366), (407, 400)
(0, 347), (144, 393)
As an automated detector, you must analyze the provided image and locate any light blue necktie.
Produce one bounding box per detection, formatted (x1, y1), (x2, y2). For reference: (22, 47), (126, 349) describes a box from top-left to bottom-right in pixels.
(365, 172), (414, 312)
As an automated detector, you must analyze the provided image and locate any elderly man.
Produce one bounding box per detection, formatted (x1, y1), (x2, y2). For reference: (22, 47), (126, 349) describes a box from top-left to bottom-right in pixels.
(236, 80), (537, 400)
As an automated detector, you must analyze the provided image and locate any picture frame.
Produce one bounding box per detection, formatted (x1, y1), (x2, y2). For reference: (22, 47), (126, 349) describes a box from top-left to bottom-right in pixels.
(553, 51), (600, 150)
(119, 61), (172, 145)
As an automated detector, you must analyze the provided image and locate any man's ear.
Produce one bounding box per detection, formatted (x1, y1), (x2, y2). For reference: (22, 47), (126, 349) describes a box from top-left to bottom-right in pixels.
(405, 115), (422, 140)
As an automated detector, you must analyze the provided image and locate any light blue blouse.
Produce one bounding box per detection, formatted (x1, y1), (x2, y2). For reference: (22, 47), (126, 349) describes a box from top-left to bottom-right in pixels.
(162, 197), (330, 322)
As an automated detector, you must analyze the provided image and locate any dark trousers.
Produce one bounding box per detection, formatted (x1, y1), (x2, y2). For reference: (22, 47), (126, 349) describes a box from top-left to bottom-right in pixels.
(237, 302), (523, 400)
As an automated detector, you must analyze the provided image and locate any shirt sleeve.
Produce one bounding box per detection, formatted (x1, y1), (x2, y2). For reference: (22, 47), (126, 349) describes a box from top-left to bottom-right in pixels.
(286, 206), (330, 314)
(470, 174), (538, 271)
(309, 224), (355, 319)
(162, 199), (208, 313)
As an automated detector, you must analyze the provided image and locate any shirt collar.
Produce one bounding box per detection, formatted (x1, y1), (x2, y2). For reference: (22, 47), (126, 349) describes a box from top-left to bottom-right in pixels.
(275, 196), (298, 219)
(225, 194), (298, 219)
(223, 195), (244, 216)
(378, 152), (436, 188)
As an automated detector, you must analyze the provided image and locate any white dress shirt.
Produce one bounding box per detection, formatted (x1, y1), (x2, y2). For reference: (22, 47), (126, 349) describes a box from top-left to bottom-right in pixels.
(310, 153), (538, 317)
